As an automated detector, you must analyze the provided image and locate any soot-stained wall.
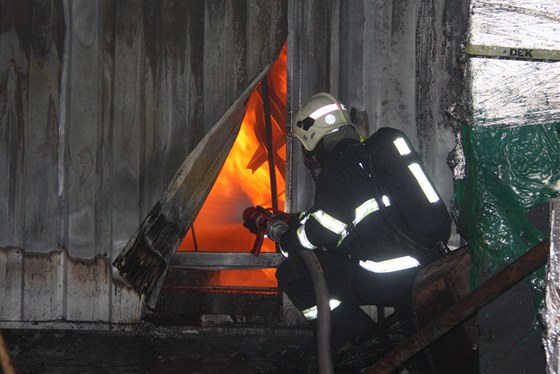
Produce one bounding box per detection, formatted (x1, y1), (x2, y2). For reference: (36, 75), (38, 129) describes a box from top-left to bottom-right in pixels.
(0, 0), (287, 323)
(0, 0), (470, 324)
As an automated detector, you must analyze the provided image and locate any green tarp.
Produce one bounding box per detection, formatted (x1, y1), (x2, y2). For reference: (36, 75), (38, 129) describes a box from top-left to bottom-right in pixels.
(453, 123), (560, 290)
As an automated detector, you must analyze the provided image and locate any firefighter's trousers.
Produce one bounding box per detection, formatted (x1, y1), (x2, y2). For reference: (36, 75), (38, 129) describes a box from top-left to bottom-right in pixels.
(276, 251), (418, 350)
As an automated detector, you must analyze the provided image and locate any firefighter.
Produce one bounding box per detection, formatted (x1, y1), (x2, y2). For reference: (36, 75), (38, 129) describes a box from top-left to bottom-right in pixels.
(274, 92), (450, 367)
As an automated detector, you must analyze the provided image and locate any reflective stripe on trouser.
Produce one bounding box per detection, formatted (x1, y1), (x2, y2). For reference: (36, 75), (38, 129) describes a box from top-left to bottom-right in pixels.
(301, 299), (342, 320)
(359, 256), (420, 273)
(276, 252), (414, 350)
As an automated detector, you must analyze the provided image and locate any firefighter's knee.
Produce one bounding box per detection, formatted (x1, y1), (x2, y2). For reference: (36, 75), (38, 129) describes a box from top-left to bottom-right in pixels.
(275, 256), (303, 290)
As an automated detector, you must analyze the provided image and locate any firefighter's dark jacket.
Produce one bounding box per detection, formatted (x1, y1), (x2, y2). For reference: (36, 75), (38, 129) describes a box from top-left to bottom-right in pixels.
(280, 139), (419, 264)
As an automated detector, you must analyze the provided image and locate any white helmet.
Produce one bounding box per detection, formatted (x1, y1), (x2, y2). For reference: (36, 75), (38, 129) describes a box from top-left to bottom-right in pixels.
(293, 92), (355, 151)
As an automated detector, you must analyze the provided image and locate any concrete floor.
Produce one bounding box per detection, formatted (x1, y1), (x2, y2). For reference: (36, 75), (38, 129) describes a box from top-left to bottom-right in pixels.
(2, 326), (317, 374)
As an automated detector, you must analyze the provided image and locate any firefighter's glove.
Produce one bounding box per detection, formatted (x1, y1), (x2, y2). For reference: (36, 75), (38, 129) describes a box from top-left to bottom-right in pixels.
(279, 232), (307, 256)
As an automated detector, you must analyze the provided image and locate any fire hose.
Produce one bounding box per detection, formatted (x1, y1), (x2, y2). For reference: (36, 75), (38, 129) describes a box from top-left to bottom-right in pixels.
(298, 250), (334, 374)
(243, 207), (335, 374)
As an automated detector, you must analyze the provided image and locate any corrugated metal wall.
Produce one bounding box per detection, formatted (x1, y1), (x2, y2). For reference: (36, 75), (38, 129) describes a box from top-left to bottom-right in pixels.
(0, 0), (287, 323)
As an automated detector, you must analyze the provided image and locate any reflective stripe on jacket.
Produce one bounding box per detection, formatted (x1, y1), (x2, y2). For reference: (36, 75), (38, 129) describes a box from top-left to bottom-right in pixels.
(280, 140), (420, 271)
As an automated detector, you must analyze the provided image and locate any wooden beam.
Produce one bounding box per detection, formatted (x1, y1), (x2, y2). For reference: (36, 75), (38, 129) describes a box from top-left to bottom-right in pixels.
(0, 330), (15, 374)
(368, 240), (549, 374)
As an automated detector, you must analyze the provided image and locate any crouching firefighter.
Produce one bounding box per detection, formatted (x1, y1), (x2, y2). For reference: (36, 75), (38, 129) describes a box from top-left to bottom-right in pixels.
(246, 92), (452, 367)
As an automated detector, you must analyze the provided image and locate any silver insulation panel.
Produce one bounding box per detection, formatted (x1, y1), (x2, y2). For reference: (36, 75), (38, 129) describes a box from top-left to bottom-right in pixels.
(469, 59), (560, 127)
(467, 0), (560, 128)
(544, 199), (560, 374)
(470, 1), (560, 49)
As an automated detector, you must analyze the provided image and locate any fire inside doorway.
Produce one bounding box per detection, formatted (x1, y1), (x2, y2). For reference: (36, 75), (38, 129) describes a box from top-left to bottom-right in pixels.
(153, 44), (289, 325)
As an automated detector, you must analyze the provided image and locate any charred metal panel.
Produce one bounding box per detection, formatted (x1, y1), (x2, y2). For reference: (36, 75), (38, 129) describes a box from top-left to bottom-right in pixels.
(0, 248), (24, 321)
(0, 0), (287, 323)
(22, 250), (61, 321)
(0, 247), (143, 323)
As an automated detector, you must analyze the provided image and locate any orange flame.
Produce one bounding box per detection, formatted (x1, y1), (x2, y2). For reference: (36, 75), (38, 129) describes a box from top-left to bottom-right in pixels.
(177, 43), (287, 288)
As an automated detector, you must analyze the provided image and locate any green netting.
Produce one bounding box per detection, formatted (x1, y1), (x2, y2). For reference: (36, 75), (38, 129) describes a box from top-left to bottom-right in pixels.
(452, 123), (560, 291)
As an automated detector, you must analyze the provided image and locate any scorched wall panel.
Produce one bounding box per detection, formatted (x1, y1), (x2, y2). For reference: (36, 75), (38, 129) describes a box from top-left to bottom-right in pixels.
(0, 0), (287, 323)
